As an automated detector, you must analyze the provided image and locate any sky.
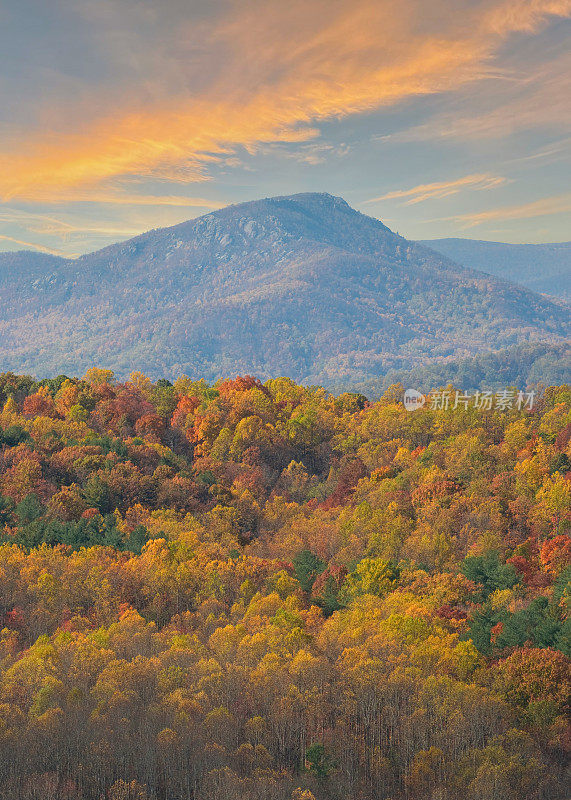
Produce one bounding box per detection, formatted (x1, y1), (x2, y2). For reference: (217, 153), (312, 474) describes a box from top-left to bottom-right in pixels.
(0, 0), (570, 257)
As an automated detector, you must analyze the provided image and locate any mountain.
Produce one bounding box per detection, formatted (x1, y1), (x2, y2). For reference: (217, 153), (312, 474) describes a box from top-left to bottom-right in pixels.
(419, 238), (571, 302)
(0, 192), (569, 384)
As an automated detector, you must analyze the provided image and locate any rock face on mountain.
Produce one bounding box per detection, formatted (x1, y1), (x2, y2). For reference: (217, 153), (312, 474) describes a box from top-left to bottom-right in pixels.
(0, 193), (568, 384)
(419, 237), (571, 302)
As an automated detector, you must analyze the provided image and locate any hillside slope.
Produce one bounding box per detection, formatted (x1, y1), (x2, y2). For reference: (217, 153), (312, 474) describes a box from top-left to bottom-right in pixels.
(0, 193), (568, 383)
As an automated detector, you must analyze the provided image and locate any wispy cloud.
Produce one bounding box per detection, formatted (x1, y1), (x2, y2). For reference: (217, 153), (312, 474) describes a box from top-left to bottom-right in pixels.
(79, 193), (224, 209)
(390, 48), (571, 143)
(366, 173), (507, 205)
(0, 202), (209, 251)
(0, 208), (140, 244)
(26, 221), (146, 240)
(1, 0), (569, 203)
(434, 192), (571, 227)
(257, 141), (352, 165)
(0, 234), (70, 257)
(504, 136), (571, 166)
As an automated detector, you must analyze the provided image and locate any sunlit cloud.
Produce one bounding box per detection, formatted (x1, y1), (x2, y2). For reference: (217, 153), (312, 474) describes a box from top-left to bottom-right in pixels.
(391, 48), (571, 143)
(0, 234), (70, 257)
(77, 193), (225, 209)
(0, 202), (212, 253)
(434, 192), (571, 227)
(1, 0), (569, 204)
(504, 137), (571, 165)
(366, 173), (507, 205)
(0, 208), (137, 247)
(483, 0), (571, 33)
(257, 142), (352, 166)
(27, 221), (147, 240)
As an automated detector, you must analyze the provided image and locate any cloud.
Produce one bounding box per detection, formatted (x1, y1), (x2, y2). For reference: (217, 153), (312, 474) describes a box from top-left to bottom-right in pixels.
(55, 193), (225, 210)
(26, 221), (146, 240)
(434, 192), (571, 227)
(0, 202), (213, 252)
(0, 234), (71, 257)
(0, 207), (136, 241)
(505, 137), (571, 166)
(42, 190), (226, 211)
(390, 48), (571, 142)
(256, 141), (352, 165)
(366, 173), (507, 205)
(1, 0), (569, 203)
(483, 0), (571, 34)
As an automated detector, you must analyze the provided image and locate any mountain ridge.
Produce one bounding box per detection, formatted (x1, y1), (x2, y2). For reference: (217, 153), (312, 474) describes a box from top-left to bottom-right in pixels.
(419, 237), (571, 302)
(0, 192), (568, 384)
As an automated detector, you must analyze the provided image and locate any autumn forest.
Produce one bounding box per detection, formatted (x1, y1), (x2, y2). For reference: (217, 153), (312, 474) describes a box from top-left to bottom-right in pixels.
(0, 370), (568, 800)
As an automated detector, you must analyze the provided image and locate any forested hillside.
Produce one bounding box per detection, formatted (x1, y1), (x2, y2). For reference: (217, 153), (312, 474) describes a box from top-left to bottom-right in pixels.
(0, 369), (569, 800)
(350, 342), (571, 397)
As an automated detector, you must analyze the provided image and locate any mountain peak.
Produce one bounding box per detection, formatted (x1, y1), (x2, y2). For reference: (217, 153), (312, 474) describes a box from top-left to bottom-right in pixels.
(160, 190), (393, 258)
(186, 191), (364, 230)
(218, 191), (352, 214)
(0, 192), (567, 383)
(266, 191), (352, 209)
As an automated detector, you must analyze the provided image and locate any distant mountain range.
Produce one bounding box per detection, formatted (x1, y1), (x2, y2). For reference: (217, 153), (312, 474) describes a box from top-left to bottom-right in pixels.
(419, 238), (571, 302)
(0, 192), (569, 385)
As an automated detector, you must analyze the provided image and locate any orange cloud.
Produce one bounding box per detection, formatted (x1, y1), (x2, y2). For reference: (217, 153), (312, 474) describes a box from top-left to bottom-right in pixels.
(0, 234), (70, 257)
(0, 199), (223, 253)
(389, 49), (571, 142)
(47, 193), (225, 211)
(366, 173), (507, 205)
(483, 0), (571, 34)
(0, 0), (569, 203)
(436, 192), (571, 226)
